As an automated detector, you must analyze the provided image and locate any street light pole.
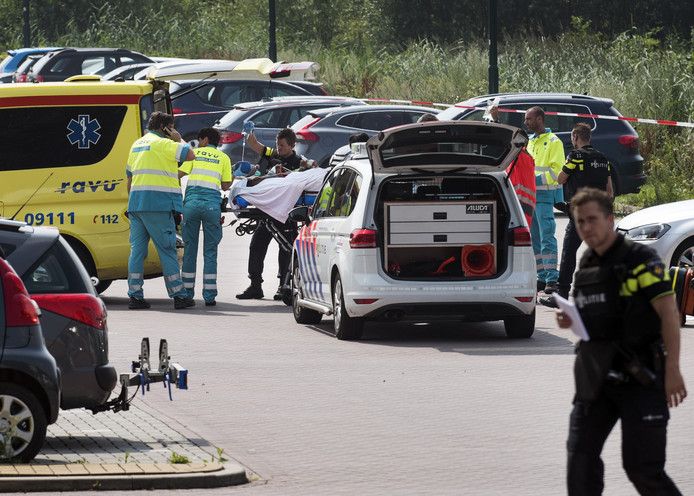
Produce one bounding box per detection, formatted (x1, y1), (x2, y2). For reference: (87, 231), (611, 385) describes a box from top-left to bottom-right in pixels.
(268, 0), (277, 62)
(23, 0), (31, 48)
(488, 0), (499, 94)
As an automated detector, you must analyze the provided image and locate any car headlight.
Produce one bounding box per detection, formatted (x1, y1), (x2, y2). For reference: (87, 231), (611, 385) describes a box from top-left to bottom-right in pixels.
(624, 223), (670, 241)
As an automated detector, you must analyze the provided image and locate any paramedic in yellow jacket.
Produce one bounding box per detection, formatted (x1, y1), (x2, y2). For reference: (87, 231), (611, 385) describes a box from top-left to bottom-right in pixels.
(125, 111), (196, 310)
(178, 128), (232, 306)
(524, 106), (565, 294)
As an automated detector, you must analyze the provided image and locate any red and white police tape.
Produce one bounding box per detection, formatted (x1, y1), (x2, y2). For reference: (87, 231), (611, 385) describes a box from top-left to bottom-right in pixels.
(172, 98), (694, 129)
(360, 98), (694, 128)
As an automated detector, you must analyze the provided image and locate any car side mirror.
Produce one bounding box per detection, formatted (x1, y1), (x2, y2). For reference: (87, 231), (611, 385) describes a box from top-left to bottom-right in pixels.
(288, 206), (311, 223)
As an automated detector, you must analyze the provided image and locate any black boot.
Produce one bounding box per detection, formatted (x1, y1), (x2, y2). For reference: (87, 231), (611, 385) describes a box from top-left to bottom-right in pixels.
(236, 285), (263, 300)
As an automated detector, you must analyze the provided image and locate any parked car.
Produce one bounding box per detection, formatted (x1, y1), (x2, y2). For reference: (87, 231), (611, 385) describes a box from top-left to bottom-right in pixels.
(289, 121), (536, 340)
(0, 219), (117, 411)
(616, 200), (694, 268)
(215, 96), (365, 165)
(0, 242), (60, 462)
(291, 105), (439, 167)
(27, 48), (152, 82)
(170, 79), (315, 141)
(101, 62), (156, 81)
(11, 54), (44, 82)
(0, 47), (61, 83)
(436, 93), (645, 195)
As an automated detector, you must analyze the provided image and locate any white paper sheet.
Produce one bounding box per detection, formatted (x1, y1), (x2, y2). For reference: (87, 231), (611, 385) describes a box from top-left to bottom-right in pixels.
(553, 294), (591, 342)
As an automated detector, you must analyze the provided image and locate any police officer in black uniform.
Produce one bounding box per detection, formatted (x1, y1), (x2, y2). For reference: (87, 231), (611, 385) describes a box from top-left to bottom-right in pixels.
(539, 123), (613, 307)
(236, 128), (307, 300)
(556, 188), (687, 495)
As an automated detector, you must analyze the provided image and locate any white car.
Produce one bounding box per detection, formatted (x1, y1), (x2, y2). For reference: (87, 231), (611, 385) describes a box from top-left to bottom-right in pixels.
(288, 121), (537, 340)
(616, 199), (694, 268)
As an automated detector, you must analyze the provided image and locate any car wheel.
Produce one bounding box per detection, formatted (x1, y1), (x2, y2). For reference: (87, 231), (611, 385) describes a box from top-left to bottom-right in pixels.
(504, 309), (536, 339)
(292, 261), (322, 325)
(0, 383), (48, 463)
(669, 236), (694, 269)
(332, 273), (363, 340)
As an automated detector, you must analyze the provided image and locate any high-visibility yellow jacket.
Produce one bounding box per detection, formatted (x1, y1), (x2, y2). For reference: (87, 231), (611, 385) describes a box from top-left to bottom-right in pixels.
(180, 145), (232, 202)
(126, 131), (190, 212)
(527, 131), (565, 192)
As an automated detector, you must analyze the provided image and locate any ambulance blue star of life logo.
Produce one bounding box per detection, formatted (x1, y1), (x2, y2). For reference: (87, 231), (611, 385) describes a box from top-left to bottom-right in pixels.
(66, 114), (101, 149)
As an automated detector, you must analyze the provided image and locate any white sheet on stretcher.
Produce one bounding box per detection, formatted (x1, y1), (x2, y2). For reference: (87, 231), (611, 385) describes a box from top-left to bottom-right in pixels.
(228, 167), (328, 223)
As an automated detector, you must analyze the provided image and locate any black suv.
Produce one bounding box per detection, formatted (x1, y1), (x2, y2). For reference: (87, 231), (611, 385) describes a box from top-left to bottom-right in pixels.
(0, 246), (60, 462)
(0, 220), (117, 412)
(170, 79), (314, 141)
(437, 93), (645, 195)
(27, 48), (152, 82)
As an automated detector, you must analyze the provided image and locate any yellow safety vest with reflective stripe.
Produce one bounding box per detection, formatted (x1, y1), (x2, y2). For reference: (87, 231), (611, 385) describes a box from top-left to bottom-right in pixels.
(126, 132), (189, 212)
(180, 145), (232, 199)
(527, 131), (565, 191)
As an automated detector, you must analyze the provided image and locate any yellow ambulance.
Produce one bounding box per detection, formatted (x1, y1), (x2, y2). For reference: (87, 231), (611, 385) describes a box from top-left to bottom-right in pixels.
(0, 77), (175, 292)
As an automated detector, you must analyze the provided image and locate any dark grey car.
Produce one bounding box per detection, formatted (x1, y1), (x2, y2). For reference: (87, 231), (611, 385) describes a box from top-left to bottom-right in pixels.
(27, 48), (153, 82)
(0, 230), (60, 462)
(0, 220), (117, 412)
(215, 96), (365, 165)
(436, 93), (645, 195)
(291, 105), (438, 167)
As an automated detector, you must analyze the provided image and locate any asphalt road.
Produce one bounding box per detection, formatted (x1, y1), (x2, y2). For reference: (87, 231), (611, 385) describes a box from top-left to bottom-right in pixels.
(81, 216), (694, 495)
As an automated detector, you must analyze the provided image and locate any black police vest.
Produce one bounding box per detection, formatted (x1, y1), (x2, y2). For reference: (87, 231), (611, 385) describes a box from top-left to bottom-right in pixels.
(573, 264), (625, 341)
(574, 238), (661, 347)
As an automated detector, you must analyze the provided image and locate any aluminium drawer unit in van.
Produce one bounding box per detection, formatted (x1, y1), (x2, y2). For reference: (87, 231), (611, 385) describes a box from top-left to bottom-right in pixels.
(384, 200), (497, 277)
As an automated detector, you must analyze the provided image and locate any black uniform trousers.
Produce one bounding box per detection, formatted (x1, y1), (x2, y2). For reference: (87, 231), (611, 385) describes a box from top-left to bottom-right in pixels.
(567, 377), (681, 496)
(248, 219), (298, 287)
(558, 217), (582, 298)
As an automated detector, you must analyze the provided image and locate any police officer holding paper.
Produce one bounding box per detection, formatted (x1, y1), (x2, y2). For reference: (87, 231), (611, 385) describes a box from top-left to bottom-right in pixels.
(556, 188), (686, 495)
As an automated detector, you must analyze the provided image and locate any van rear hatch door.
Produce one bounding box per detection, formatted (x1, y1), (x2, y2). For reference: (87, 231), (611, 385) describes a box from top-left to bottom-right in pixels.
(367, 121), (527, 174)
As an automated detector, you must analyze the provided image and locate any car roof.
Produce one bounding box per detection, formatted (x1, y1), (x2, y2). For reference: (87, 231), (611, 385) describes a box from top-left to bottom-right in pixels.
(6, 47), (62, 56)
(457, 92), (614, 107)
(308, 104), (439, 117)
(234, 96), (362, 110)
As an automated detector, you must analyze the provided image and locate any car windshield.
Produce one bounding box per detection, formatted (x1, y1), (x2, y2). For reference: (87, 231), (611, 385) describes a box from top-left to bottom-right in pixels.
(0, 54), (16, 72)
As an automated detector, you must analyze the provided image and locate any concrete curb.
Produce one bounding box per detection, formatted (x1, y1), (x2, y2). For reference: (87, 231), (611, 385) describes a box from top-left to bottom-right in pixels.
(0, 462), (248, 492)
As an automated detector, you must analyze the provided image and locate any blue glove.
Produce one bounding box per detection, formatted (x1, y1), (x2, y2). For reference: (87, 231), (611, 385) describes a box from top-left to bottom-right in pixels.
(243, 121), (255, 134)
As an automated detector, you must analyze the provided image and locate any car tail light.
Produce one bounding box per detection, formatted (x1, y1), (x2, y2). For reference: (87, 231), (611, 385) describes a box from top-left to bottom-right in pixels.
(172, 107), (183, 115)
(349, 229), (377, 249)
(514, 296), (535, 303)
(34, 74), (44, 82)
(296, 117), (321, 142)
(16, 74), (27, 82)
(219, 131), (244, 144)
(0, 259), (40, 327)
(354, 298), (379, 304)
(510, 226), (531, 246)
(618, 135), (639, 151)
(32, 294), (107, 330)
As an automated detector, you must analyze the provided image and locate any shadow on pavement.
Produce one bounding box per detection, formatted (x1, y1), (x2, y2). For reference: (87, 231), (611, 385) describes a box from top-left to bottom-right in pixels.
(306, 319), (575, 356)
(103, 296), (293, 315)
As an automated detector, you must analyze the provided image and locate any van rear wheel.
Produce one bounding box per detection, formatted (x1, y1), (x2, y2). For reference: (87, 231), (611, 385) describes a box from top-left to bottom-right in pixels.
(332, 274), (363, 340)
(504, 310), (535, 339)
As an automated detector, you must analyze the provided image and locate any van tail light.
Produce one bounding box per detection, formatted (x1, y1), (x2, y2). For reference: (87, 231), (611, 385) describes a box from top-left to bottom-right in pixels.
(0, 259), (40, 327)
(219, 131), (244, 144)
(510, 226), (532, 246)
(618, 135), (639, 151)
(349, 229), (378, 249)
(296, 117), (321, 142)
(32, 294), (107, 330)
(34, 74), (44, 82)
